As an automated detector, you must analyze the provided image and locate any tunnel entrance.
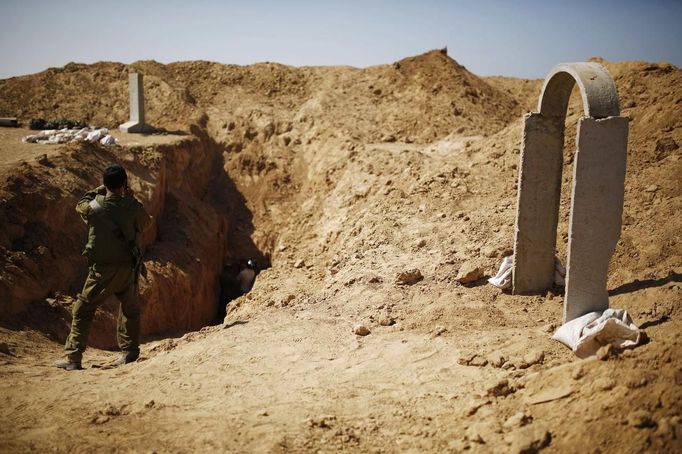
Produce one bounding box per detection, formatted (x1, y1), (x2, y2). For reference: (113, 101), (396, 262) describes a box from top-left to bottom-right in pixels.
(0, 128), (275, 349)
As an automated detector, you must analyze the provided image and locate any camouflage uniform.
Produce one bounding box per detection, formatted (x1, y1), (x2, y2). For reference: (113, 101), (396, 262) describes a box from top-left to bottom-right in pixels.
(63, 185), (151, 363)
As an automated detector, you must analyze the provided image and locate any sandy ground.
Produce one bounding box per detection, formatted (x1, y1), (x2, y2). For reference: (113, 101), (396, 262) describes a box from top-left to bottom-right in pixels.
(1, 235), (679, 453)
(0, 51), (681, 452)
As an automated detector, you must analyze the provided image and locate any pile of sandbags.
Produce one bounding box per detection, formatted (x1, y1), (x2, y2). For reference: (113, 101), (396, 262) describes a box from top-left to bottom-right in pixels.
(22, 127), (117, 145)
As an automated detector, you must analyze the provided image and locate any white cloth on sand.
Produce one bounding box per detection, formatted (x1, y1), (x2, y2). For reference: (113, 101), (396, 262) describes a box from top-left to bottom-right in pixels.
(487, 254), (565, 289)
(552, 308), (642, 358)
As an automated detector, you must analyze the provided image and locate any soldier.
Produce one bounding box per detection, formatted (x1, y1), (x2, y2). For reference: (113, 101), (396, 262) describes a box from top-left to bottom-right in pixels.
(236, 259), (258, 294)
(217, 259), (258, 321)
(55, 163), (152, 370)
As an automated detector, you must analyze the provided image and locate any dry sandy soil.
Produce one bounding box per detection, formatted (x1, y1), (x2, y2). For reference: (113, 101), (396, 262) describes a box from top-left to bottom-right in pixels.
(0, 50), (680, 453)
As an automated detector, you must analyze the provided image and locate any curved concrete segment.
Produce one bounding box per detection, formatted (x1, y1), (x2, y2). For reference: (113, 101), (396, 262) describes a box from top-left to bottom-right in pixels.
(513, 62), (628, 323)
(538, 62), (620, 119)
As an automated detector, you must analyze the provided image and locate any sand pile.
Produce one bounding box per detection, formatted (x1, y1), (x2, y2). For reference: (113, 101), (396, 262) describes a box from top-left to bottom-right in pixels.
(0, 50), (680, 452)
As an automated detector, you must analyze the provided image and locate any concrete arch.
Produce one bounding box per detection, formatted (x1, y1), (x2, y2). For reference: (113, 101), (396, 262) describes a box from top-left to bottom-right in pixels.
(512, 62), (628, 323)
(538, 62), (620, 119)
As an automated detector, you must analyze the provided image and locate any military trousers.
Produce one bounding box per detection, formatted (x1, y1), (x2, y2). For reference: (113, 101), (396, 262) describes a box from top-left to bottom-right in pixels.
(64, 262), (140, 362)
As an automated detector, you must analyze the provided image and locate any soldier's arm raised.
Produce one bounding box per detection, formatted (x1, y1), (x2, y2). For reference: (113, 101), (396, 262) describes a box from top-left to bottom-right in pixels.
(75, 185), (107, 217)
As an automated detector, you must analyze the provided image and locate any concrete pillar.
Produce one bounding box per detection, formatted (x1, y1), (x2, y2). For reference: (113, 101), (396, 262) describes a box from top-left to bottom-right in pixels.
(119, 73), (148, 133)
(513, 113), (564, 293)
(129, 73), (144, 125)
(564, 116), (628, 321)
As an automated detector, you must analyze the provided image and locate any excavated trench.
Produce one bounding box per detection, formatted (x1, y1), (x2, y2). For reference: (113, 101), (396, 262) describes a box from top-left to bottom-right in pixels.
(0, 128), (272, 349)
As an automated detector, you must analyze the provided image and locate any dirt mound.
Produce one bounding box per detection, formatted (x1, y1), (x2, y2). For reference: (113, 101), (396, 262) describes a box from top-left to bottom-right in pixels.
(0, 52), (680, 452)
(484, 75), (542, 113)
(0, 50), (521, 142)
(0, 61), (199, 133)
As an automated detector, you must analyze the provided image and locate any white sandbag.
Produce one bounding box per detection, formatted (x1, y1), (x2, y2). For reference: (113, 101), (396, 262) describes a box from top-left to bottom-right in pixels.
(553, 308), (641, 358)
(100, 135), (116, 145)
(487, 254), (565, 290)
(488, 255), (513, 289)
(552, 311), (601, 350)
(23, 127), (111, 145)
(24, 125), (136, 146)
(47, 134), (69, 144)
(86, 129), (102, 142)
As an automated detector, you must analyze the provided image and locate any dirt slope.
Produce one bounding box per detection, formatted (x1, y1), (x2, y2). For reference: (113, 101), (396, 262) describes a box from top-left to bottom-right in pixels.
(0, 51), (681, 453)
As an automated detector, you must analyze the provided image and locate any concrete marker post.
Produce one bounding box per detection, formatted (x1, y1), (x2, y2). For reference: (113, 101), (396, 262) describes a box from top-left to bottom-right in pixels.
(119, 73), (148, 133)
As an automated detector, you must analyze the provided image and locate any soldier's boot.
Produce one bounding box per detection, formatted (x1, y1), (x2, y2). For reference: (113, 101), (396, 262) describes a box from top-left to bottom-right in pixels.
(112, 350), (139, 367)
(54, 358), (83, 371)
